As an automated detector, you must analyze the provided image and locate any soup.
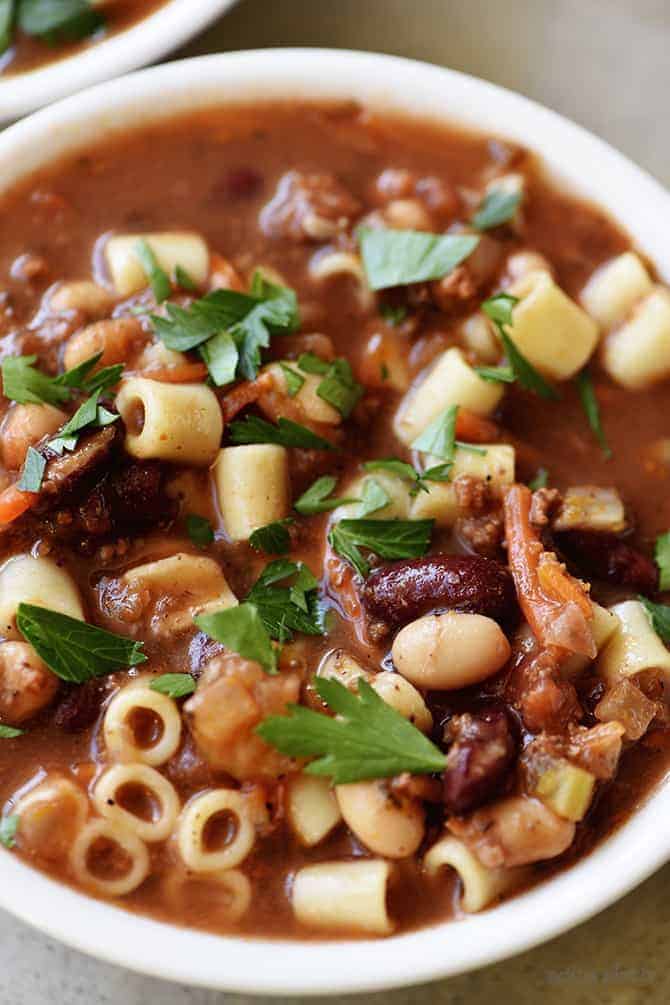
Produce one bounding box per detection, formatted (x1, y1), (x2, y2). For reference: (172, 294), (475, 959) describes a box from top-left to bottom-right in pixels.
(0, 101), (669, 939)
(0, 0), (168, 77)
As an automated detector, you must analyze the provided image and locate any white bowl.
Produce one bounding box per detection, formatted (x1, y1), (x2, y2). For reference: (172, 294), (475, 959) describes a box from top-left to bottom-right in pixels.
(1, 49), (669, 995)
(0, 0), (236, 122)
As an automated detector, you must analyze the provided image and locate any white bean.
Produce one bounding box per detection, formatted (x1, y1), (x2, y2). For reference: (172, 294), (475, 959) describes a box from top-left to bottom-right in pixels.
(335, 779), (425, 858)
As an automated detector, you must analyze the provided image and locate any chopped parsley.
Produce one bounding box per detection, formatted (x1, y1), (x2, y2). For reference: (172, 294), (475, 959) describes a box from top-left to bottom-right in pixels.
(246, 560), (324, 642)
(380, 304), (408, 326)
(174, 265), (197, 291)
(328, 518), (433, 578)
(249, 519), (293, 555)
(0, 814), (19, 849)
(134, 239), (171, 303)
(195, 602), (278, 675)
(294, 476), (358, 515)
(528, 467), (549, 491)
(0, 724), (23, 739)
(576, 367), (612, 458)
(229, 415), (336, 452)
(48, 388), (118, 455)
(297, 353), (363, 418)
(186, 514), (214, 549)
(655, 532), (670, 592)
(358, 477), (390, 517)
(358, 227), (480, 291)
(18, 0), (104, 43)
(472, 189), (521, 231)
(2, 352), (120, 407)
(17, 447), (46, 493)
(150, 271), (298, 385)
(482, 293), (559, 400)
(639, 596), (670, 643)
(0, 1), (14, 55)
(149, 673), (196, 699)
(411, 404), (458, 461)
(279, 362), (305, 398)
(257, 677), (447, 784)
(16, 604), (146, 684)
(362, 457), (451, 496)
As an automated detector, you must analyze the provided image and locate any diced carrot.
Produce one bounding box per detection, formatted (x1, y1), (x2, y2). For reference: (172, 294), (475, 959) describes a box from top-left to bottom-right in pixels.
(503, 484), (595, 658)
(140, 362), (209, 383)
(455, 408), (500, 443)
(209, 252), (245, 292)
(0, 483), (37, 525)
(220, 371), (275, 423)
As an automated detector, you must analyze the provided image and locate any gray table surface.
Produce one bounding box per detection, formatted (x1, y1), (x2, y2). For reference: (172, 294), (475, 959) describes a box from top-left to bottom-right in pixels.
(3, 1), (670, 1002)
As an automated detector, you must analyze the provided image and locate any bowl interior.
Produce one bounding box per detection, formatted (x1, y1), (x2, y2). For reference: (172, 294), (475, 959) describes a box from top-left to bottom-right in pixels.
(0, 48), (669, 995)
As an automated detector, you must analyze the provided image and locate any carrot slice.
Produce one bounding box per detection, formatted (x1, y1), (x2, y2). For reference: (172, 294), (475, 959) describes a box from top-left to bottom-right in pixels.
(209, 252), (245, 292)
(0, 483), (37, 525)
(455, 408), (500, 444)
(503, 484), (595, 658)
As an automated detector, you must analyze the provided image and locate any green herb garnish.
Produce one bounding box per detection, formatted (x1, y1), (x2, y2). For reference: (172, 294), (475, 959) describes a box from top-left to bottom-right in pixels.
(294, 475), (358, 515)
(328, 518), (433, 578)
(411, 404), (458, 461)
(0, 724), (23, 739)
(195, 603), (278, 675)
(246, 560), (324, 642)
(17, 447), (45, 493)
(257, 677), (447, 784)
(18, 0), (104, 43)
(1, 352), (119, 407)
(0, 814), (19, 849)
(358, 477), (390, 517)
(186, 514), (214, 549)
(576, 367), (612, 459)
(482, 293), (559, 401)
(149, 674), (196, 699)
(249, 519), (293, 555)
(472, 189), (521, 231)
(16, 604), (146, 683)
(229, 415), (335, 452)
(0, 0), (15, 57)
(48, 388), (118, 455)
(528, 467), (549, 491)
(380, 304), (408, 326)
(639, 596), (670, 643)
(174, 265), (197, 291)
(135, 239), (171, 304)
(279, 362), (305, 398)
(358, 227), (480, 291)
(655, 533), (670, 592)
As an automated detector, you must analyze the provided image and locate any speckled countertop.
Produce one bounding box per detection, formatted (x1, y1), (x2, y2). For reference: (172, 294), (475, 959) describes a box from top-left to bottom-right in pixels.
(2, 1), (670, 1002)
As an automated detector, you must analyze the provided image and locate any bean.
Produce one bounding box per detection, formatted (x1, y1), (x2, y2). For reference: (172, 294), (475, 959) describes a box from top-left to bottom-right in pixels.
(392, 611), (511, 690)
(442, 707), (518, 814)
(361, 554), (518, 629)
(1, 403), (67, 471)
(557, 530), (658, 594)
(335, 779), (425, 858)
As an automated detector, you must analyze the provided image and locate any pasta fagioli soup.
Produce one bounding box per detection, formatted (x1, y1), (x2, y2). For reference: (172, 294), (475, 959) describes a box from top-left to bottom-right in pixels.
(1, 102), (670, 940)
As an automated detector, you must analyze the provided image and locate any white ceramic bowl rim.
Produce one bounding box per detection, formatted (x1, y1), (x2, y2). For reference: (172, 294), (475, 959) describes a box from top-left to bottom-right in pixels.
(0, 0), (234, 121)
(1, 49), (670, 996)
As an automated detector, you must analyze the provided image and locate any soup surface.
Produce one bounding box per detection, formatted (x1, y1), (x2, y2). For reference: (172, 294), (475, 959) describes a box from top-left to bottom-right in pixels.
(0, 102), (669, 940)
(0, 0), (168, 77)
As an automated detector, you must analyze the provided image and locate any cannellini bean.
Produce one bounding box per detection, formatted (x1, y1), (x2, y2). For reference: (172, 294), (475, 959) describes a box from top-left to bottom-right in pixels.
(371, 671), (432, 733)
(335, 779), (425, 858)
(0, 641), (59, 725)
(449, 795), (576, 868)
(1, 403), (67, 470)
(392, 611), (511, 690)
(48, 280), (114, 319)
(63, 317), (146, 371)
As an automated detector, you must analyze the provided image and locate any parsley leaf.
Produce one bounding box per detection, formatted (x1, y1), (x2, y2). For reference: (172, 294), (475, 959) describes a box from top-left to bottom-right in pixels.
(2, 352), (121, 407)
(380, 304), (408, 326)
(49, 388), (118, 455)
(0, 724), (23, 739)
(150, 272), (299, 385)
(149, 673), (196, 699)
(0, 814), (19, 849)
(195, 602), (278, 675)
(16, 603), (146, 683)
(296, 353), (363, 418)
(257, 677), (447, 784)
(328, 518), (433, 578)
(528, 467), (549, 491)
(358, 227), (480, 291)
(411, 404), (458, 461)
(17, 447), (45, 492)
(363, 458), (418, 483)
(294, 475), (358, 515)
(199, 331), (238, 387)
(655, 532), (670, 592)
(279, 362), (305, 398)
(472, 189), (521, 230)
(297, 352), (330, 375)
(576, 367), (612, 458)
(135, 239), (171, 303)
(246, 560), (324, 642)
(186, 514), (214, 549)
(482, 293), (559, 401)
(249, 519), (293, 555)
(358, 477), (390, 517)
(18, 0), (104, 42)
(0, 1), (14, 57)
(639, 596), (670, 643)
(229, 415), (336, 451)
(174, 265), (197, 291)
(474, 364), (515, 384)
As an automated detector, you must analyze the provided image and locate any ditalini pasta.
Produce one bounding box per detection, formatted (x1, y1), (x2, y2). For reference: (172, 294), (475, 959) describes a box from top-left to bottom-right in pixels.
(1, 97), (670, 944)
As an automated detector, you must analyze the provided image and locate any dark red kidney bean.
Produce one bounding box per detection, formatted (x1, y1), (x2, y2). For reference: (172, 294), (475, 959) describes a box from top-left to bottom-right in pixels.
(442, 706), (517, 814)
(557, 530), (658, 594)
(54, 680), (108, 734)
(360, 554), (518, 629)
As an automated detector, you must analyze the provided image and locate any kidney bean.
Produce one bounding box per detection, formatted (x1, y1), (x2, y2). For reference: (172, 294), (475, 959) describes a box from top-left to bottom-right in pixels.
(442, 706), (518, 814)
(557, 530), (658, 594)
(360, 554), (518, 629)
